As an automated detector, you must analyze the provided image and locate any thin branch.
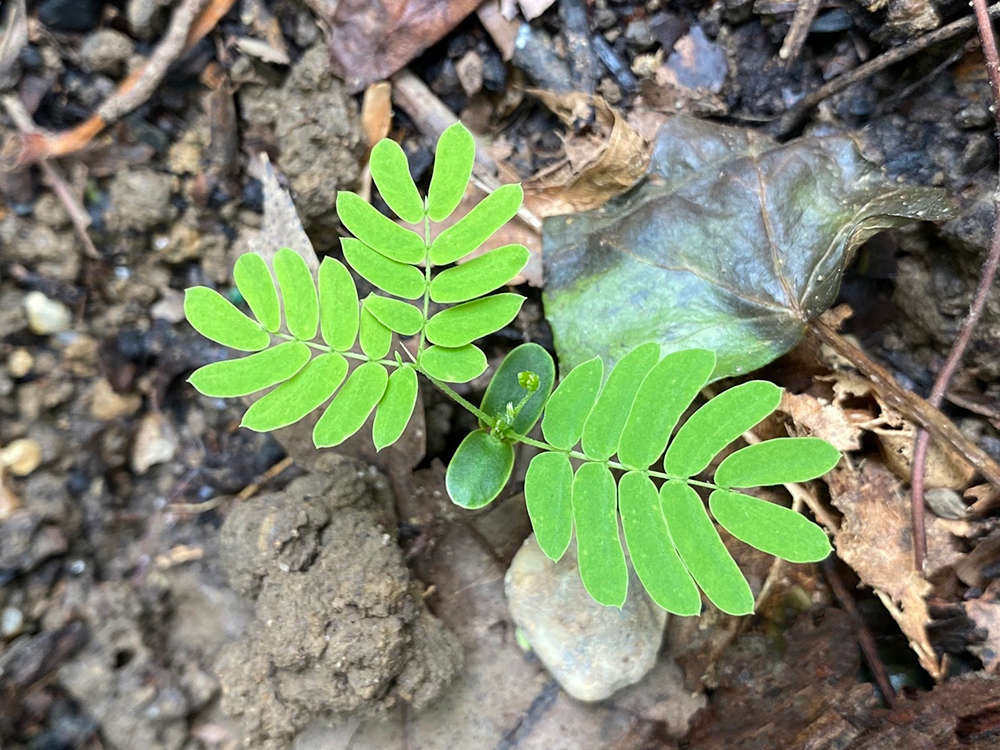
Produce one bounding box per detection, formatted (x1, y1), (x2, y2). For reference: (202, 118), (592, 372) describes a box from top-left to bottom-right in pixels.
(9, 0), (235, 165)
(822, 556), (898, 709)
(810, 318), (1000, 490)
(768, 2), (1000, 138)
(911, 0), (1000, 570)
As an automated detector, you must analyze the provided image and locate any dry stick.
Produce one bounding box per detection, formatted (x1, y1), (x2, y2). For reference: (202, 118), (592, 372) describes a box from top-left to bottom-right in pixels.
(810, 318), (1000, 490)
(822, 556), (898, 709)
(767, 2), (1000, 138)
(911, 0), (1000, 571)
(1, 95), (100, 260)
(12, 0), (235, 165)
(779, 0), (823, 67)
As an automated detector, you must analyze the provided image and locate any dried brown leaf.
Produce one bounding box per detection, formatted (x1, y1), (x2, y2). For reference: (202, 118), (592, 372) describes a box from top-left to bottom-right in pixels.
(524, 92), (650, 217)
(965, 581), (1000, 672)
(779, 390), (864, 452)
(328, 0), (484, 92)
(828, 462), (944, 679)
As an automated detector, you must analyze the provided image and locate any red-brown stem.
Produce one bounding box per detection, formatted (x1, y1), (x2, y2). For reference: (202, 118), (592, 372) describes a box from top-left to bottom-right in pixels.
(822, 556), (898, 709)
(911, 0), (1000, 571)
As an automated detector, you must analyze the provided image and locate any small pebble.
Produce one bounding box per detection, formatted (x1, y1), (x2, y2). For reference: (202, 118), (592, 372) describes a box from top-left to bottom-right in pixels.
(1, 607), (25, 639)
(80, 29), (135, 77)
(24, 291), (72, 335)
(8, 348), (34, 378)
(505, 535), (667, 702)
(0, 439), (43, 476)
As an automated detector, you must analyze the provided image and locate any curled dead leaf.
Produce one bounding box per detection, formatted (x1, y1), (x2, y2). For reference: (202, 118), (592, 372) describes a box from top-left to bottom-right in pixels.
(828, 462), (945, 679)
(524, 92), (649, 217)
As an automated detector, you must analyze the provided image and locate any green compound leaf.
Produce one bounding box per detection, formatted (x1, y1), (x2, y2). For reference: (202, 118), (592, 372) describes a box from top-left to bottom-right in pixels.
(715, 437), (841, 488)
(342, 238), (425, 300)
(184, 287), (270, 352)
(319, 257), (359, 352)
(274, 248), (318, 341)
(429, 244), (531, 303)
(618, 349), (716, 470)
(363, 294), (424, 336)
(419, 344), (487, 383)
(541, 356), (603, 451)
(573, 462), (628, 608)
(369, 138), (424, 224)
(429, 183), (524, 266)
(241, 353), (347, 432)
(665, 381), (782, 478)
(619, 472), (701, 615)
(359, 306), (392, 360)
(710, 490), (832, 563)
(660, 480), (753, 616)
(233, 253), (280, 332)
(480, 342), (555, 434)
(314, 361), (389, 448)
(446, 429), (515, 509)
(189, 341), (311, 398)
(427, 122), (476, 222)
(581, 342), (660, 461)
(524, 451), (573, 561)
(373, 365), (419, 451)
(336, 191), (425, 264)
(425, 293), (524, 347)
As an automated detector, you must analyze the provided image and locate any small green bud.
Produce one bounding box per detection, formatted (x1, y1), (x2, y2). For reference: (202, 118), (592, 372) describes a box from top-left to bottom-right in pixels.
(518, 371), (540, 392)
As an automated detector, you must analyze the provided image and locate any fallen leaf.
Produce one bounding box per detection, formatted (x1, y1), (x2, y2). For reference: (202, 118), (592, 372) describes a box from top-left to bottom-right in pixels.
(327, 0), (485, 92)
(779, 390), (864, 452)
(872, 422), (977, 490)
(968, 483), (1000, 516)
(827, 461), (945, 679)
(965, 580), (1000, 672)
(542, 116), (954, 378)
(525, 92), (650, 217)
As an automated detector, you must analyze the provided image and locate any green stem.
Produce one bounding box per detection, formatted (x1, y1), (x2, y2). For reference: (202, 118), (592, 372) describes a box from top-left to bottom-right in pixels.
(504, 430), (719, 489)
(274, 333), (399, 368)
(418, 368), (494, 425)
(417, 205), (432, 355)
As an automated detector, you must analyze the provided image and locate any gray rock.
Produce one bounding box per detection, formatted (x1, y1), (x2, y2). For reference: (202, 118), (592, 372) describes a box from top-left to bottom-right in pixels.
(126, 0), (165, 40)
(505, 535), (667, 702)
(107, 169), (176, 232)
(80, 29), (134, 76)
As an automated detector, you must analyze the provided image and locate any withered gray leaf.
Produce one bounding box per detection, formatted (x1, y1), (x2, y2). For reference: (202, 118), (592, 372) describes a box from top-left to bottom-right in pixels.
(543, 116), (954, 379)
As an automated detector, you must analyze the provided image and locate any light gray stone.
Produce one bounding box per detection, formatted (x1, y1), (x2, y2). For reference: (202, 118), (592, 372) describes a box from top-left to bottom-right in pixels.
(80, 29), (134, 76)
(505, 535), (667, 702)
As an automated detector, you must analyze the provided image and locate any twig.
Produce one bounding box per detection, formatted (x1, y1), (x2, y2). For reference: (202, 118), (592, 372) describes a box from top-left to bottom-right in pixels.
(810, 318), (1000, 489)
(779, 0), (822, 67)
(911, 0), (1000, 571)
(768, 2), (1000, 138)
(822, 556), (898, 709)
(1, 95), (101, 259)
(168, 456), (294, 513)
(390, 68), (543, 233)
(11, 0), (236, 165)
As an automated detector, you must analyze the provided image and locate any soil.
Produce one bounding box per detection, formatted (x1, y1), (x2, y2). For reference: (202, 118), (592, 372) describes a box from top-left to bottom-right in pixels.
(2, 1), (1000, 749)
